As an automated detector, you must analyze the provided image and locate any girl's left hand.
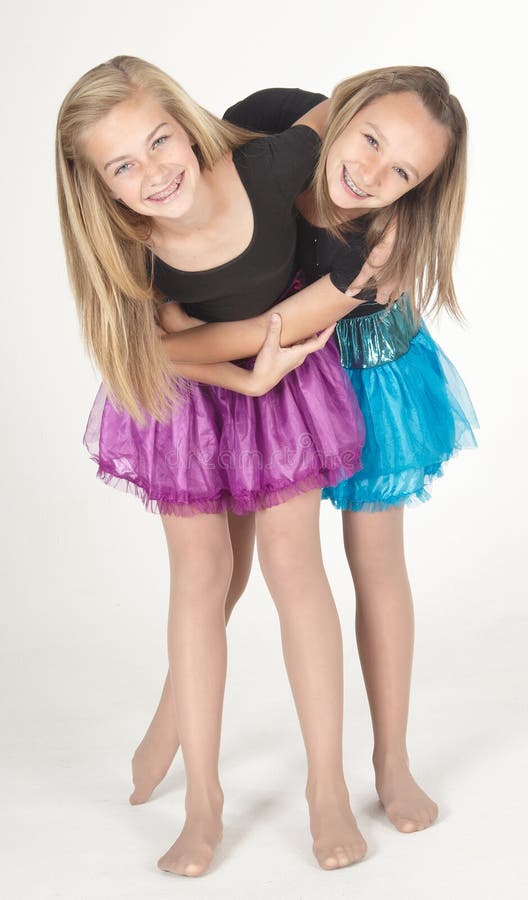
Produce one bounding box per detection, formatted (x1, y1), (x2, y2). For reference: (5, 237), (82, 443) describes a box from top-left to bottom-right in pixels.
(251, 314), (336, 396)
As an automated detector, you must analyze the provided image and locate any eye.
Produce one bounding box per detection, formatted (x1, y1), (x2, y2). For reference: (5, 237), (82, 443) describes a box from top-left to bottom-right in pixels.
(394, 166), (409, 182)
(114, 162), (132, 176)
(152, 134), (169, 149)
(364, 133), (379, 149)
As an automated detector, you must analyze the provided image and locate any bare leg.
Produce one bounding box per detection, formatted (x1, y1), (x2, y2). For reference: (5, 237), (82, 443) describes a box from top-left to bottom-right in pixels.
(130, 511), (256, 805)
(156, 511), (232, 877)
(257, 490), (366, 870)
(342, 507), (438, 832)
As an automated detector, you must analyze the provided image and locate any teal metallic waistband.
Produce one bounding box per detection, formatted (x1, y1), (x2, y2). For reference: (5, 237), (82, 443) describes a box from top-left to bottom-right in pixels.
(335, 294), (419, 370)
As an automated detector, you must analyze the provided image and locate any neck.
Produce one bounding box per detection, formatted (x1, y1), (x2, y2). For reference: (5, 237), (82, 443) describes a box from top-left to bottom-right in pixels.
(151, 158), (229, 244)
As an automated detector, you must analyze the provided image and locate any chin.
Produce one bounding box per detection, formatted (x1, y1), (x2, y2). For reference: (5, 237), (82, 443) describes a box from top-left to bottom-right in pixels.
(328, 185), (348, 207)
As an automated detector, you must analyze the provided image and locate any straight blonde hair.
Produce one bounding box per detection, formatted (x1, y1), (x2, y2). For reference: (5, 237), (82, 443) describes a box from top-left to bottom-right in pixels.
(56, 55), (257, 422)
(313, 66), (467, 318)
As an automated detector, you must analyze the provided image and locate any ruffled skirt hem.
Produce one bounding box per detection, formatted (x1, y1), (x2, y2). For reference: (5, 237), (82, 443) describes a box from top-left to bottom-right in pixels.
(91, 455), (363, 517)
(323, 450), (473, 513)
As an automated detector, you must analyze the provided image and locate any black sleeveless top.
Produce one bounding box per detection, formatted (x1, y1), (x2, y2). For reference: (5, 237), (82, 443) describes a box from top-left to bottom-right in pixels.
(153, 126), (320, 322)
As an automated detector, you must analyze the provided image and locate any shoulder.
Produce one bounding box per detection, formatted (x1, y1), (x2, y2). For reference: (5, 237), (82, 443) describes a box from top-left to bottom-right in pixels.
(237, 125), (320, 174)
(224, 88), (328, 132)
(237, 126), (320, 202)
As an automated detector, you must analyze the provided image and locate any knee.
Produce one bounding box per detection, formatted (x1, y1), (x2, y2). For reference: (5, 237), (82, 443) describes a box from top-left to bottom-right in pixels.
(256, 533), (293, 580)
(172, 545), (234, 596)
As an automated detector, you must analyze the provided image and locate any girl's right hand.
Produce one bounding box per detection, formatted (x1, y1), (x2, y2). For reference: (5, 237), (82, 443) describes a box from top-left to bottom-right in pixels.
(345, 221), (404, 305)
(251, 314), (336, 396)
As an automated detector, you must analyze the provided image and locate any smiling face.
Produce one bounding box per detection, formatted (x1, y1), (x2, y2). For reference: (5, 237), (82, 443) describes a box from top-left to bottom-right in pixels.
(325, 91), (450, 213)
(82, 89), (201, 219)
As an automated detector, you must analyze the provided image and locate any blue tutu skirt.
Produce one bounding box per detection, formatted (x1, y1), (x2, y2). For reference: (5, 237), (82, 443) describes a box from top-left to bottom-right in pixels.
(322, 296), (478, 512)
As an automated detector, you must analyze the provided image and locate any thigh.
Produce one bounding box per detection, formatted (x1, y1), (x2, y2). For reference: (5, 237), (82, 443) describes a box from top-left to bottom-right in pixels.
(341, 507), (406, 578)
(256, 489), (323, 573)
(162, 511), (233, 581)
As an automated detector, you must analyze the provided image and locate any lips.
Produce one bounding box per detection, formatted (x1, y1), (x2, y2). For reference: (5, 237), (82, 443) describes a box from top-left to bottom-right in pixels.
(146, 173), (184, 202)
(342, 166), (371, 199)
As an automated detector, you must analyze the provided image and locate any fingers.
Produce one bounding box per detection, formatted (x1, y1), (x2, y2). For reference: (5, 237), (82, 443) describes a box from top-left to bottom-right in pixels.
(373, 283), (403, 305)
(344, 259), (377, 298)
(259, 312), (282, 347)
(259, 314), (332, 370)
(375, 290), (391, 306)
(316, 323), (336, 344)
(345, 285), (365, 298)
(287, 325), (336, 365)
(268, 312), (282, 332)
(343, 222), (398, 303)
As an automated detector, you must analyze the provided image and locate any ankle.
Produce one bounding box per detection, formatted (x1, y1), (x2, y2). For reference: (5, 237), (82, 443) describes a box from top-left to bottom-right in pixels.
(185, 783), (224, 816)
(306, 773), (350, 807)
(372, 748), (410, 773)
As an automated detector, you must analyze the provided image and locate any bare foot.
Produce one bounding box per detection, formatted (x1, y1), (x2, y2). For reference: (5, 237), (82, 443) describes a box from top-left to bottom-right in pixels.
(374, 757), (438, 833)
(129, 734), (180, 806)
(157, 794), (224, 878)
(306, 783), (367, 870)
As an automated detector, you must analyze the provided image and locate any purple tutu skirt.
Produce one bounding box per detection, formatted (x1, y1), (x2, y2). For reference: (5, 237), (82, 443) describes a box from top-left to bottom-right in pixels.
(83, 338), (365, 516)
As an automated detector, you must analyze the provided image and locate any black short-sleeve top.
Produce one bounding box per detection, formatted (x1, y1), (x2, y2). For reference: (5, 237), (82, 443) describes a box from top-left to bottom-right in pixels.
(224, 88), (385, 317)
(152, 125), (320, 322)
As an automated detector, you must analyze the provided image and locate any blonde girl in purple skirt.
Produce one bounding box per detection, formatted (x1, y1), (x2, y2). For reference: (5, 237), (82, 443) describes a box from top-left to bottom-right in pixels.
(56, 55), (372, 876)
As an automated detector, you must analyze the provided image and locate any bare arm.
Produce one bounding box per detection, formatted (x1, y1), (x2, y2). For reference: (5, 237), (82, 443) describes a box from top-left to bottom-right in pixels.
(161, 274), (362, 364)
(172, 359), (262, 395)
(160, 215), (403, 365)
(294, 99), (331, 136)
(166, 314), (335, 396)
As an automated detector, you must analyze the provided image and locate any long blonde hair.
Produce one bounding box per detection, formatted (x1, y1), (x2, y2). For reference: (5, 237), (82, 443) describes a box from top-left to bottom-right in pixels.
(313, 66), (467, 318)
(56, 55), (257, 421)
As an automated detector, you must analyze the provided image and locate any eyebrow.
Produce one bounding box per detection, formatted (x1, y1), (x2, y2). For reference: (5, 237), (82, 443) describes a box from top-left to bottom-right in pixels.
(364, 122), (420, 180)
(103, 122), (169, 171)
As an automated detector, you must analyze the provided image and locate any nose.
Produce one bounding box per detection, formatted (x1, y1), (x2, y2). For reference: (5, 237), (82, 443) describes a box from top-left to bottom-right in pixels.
(357, 160), (381, 189)
(144, 158), (167, 185)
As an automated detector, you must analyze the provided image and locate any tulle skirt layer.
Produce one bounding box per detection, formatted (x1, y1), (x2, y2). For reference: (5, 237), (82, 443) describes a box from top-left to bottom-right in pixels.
(84, 338), (365, 516)
(323, 321), (478, 512)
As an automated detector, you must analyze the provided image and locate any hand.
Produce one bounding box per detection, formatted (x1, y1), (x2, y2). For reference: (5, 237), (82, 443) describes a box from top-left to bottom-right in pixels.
(157, 301), (205, 333)
(251, 314), (336, 396)
(344, 221), (404, 305)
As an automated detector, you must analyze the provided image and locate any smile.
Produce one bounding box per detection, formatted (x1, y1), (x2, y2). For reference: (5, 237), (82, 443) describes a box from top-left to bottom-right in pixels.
(146, 173), (184, 203)
(342, 167), (371, 198)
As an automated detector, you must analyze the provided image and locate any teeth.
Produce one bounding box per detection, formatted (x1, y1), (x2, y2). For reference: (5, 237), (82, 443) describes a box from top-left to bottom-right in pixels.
(149, 175), (182, 201)
(343, 168), (368, 197)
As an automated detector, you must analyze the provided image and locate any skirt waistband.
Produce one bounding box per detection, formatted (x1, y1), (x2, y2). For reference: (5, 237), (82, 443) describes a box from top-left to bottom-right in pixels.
(336, 294), (418, 369)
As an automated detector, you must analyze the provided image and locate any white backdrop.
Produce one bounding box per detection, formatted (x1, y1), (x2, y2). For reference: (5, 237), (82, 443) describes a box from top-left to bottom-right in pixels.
(1, 1), (526, 898)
